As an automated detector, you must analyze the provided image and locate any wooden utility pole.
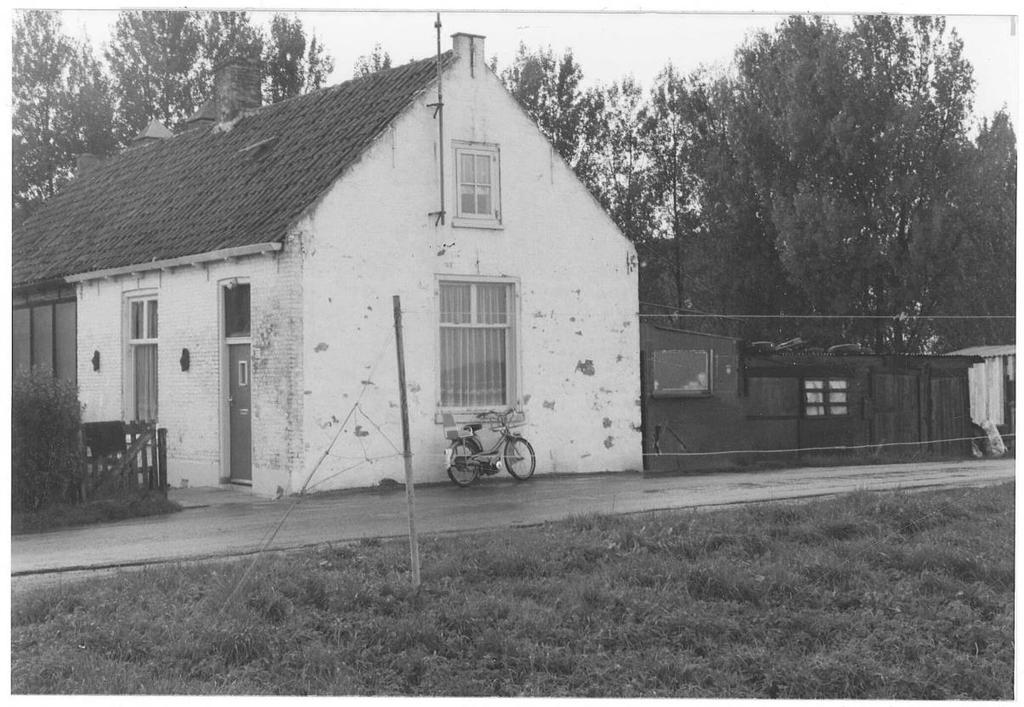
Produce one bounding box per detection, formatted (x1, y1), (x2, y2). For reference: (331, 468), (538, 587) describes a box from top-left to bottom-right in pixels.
(393, 295), (421, 589)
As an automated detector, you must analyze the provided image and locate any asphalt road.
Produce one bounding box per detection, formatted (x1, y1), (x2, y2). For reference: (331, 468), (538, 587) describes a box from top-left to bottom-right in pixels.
(11, 458), (1014, 593)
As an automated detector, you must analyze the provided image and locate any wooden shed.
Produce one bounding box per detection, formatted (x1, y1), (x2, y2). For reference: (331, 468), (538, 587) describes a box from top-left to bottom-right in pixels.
(640, 323), (981, 472)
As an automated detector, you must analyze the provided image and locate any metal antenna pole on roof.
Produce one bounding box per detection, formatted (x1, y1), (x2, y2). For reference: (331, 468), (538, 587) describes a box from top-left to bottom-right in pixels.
(428, 12), (446, 226)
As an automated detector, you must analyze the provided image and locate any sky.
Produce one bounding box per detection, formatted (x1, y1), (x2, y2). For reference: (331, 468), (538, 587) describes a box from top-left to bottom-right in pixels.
(54, 1), (1020, 131)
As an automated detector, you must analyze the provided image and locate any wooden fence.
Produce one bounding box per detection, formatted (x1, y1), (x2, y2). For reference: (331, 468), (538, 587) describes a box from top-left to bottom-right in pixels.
(81, 421), (168, 501)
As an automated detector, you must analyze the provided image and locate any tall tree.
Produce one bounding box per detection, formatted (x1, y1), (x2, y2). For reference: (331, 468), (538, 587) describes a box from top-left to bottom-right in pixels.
(586, 78), (663, 300)
(926, 110), (1017, 350)
(13, 11), (116, 219)
(265, 14), (335, 101)
(638, 64), (703, 309)
(105, 10), (206, 139)
(353, 43), (392, 78)
(106, 10), (334, 140)
(201, 10), (264, 67)
(682, 71), (806, 339)
(305, 33), (334, 90)
(500, 44), (604, 185)
(729, 15), (979, 351)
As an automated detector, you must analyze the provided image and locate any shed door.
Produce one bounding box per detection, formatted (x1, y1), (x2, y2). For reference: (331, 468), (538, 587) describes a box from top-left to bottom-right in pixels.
(930, 376), (969, 456)
(871, 372), (920, 447)
(228, 344), (252, 482)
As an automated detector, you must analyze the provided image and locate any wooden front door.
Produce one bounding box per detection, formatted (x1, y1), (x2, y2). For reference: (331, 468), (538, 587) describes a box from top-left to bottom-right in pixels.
(228, 343), (252, 482)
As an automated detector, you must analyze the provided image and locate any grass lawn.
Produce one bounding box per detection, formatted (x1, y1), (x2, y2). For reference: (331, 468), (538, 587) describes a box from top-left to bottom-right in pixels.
(12, 491), (181, 535)
(11, 483), (1013, 697)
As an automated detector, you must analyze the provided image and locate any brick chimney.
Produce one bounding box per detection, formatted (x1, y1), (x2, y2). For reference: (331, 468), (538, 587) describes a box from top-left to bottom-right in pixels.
(451, 33), (486, 78)
(213, 56), (262, 123)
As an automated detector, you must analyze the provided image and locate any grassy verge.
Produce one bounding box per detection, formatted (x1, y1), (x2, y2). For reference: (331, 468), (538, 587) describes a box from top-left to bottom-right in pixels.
(12, 483), (1013, 697)
(12, 491), (181, 535)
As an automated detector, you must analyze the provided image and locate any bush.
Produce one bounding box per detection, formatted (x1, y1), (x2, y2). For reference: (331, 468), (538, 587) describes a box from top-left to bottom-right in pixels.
(12, 370), (84, 512)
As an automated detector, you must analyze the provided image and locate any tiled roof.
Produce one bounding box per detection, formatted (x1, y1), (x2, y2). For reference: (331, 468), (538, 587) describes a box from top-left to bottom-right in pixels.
(13, 53), (452, 287)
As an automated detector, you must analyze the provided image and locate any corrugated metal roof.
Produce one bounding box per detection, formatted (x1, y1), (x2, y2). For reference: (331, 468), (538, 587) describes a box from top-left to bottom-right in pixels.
(12, 53), (452, 287)
(949, 344), (1016, 358)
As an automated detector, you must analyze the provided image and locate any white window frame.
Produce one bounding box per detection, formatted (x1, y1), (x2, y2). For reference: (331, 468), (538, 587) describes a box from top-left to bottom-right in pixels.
(803, 377), (850, 417)
(124, 292), (159, 422)
(452, 140), (502, 229)
(436, 275), (519, 417)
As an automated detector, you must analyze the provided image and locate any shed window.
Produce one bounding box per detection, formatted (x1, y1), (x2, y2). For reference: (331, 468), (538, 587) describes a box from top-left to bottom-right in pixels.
(652, 349), (711, 396)
(804, 378), (848, 416)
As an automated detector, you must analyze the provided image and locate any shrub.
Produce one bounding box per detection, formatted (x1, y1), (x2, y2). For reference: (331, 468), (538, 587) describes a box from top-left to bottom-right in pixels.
(12, 369), (84, 511)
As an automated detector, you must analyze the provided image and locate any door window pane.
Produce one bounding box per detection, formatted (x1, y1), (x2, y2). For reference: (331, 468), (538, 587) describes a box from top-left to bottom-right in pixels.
(224, 284), (251, 337)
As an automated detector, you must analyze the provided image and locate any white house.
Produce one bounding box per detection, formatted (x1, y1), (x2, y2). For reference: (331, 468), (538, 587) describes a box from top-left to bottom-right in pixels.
(12, 33), (642, 497)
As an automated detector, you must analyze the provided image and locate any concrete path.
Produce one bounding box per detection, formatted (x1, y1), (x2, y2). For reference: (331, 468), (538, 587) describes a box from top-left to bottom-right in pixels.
(11, 458), (1014, 587)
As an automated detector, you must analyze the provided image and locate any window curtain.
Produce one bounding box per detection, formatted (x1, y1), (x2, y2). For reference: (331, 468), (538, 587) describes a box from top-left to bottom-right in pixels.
(134, 344), (158, 421)
(441, 328), (507, 407)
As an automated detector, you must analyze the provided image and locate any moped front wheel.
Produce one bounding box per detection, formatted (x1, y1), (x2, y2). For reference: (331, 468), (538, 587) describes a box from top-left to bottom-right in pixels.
(503, 437), (536, 481)
(447, 438), (482, 487)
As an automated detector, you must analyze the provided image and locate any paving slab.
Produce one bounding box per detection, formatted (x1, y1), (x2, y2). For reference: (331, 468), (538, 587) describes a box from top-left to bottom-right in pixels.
(11, 458), (1015, 584)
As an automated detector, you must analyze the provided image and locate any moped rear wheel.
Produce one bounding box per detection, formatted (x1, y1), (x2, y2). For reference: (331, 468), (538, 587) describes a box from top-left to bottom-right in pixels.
(447, 438), (482, 487)
(503, 437), (536, 480)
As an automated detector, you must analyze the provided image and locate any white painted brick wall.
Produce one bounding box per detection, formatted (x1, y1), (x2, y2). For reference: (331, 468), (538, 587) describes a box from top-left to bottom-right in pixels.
(296, 45), (641, 492)
(76, 246), (303, 497)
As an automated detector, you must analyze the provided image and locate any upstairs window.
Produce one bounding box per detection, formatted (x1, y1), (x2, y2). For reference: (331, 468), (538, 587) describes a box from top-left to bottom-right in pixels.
(804, 378), (849, 417)
(454, 142), (501, 227)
